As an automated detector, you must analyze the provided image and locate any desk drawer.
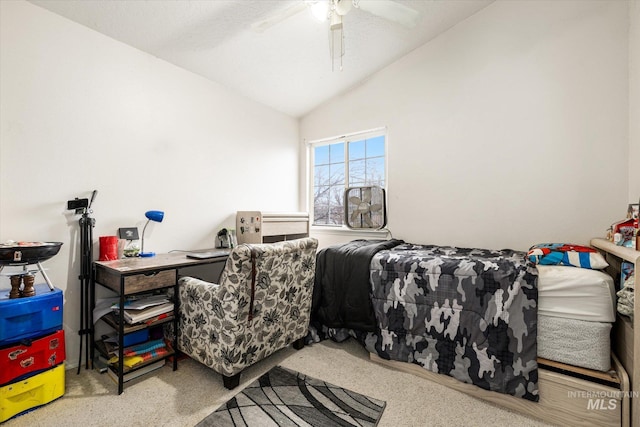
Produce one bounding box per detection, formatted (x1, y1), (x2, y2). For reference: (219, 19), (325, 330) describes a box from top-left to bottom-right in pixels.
(96, 268), (176, 294)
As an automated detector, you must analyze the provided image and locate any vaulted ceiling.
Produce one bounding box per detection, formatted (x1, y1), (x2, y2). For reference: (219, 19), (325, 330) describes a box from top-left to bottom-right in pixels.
(29, 0), (493, 118)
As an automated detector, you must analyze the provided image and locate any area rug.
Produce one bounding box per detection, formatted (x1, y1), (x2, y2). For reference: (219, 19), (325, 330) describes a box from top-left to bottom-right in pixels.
(196, 366), (386, 427)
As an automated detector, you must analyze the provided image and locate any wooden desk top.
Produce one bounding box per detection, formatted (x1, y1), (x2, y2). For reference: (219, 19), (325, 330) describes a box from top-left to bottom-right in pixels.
(94, 251), (229, 274)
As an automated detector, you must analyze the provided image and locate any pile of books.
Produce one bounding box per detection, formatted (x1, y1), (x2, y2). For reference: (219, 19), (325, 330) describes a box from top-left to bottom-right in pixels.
(103, 338), (172, 383)
(112, 294), (174, 325)
(108, 359), (165, 384)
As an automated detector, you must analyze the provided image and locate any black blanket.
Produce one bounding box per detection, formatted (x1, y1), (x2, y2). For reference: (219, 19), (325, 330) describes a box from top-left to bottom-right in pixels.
(311, 239), (404, 331)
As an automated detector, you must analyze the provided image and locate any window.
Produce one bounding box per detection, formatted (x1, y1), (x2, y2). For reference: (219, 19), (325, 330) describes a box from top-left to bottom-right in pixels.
(309, 128), (386, 226)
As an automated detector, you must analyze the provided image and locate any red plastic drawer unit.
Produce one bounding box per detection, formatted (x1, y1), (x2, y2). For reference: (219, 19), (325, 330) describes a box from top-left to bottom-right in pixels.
(0, 330), (65, 385)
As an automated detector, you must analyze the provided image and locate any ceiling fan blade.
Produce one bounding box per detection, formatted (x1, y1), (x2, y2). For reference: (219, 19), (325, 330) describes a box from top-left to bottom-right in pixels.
(356, 0), (420, 28)
(251, 2), (307, 33)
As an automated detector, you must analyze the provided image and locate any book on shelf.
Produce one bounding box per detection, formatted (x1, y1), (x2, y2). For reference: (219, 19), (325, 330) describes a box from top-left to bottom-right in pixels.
(115, 302), (174, 324)
(107, 359), (165, 384)
(97, 337), (118, 357)
(142, 311), (173, 325)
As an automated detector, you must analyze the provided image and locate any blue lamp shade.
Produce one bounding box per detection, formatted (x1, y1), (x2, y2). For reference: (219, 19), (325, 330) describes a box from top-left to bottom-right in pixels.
(139, 210), (165, 257)
(145, 210), (164, 223)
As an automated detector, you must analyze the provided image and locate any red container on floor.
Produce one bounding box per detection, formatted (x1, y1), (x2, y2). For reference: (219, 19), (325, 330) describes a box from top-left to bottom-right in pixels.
(0, 329), (65, 385)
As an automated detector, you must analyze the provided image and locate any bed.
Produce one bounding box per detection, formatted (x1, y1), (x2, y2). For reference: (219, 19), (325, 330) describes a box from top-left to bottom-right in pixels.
(310, 240), (628, 426)
(369, 243), (539, 401)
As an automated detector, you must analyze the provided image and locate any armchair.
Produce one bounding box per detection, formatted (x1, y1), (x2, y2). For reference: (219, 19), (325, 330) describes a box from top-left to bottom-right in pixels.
(177, 237), (318, 389)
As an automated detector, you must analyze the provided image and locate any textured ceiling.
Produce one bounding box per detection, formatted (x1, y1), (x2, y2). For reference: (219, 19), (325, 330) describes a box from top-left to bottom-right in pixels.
(29, 0), (493, 118)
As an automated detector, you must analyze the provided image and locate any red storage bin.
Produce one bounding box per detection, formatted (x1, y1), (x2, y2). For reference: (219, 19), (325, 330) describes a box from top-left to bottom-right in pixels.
(0, 329), (65, 385)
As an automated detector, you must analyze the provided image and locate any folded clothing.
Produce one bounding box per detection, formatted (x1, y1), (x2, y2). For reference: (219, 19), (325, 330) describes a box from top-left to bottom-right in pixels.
(108, 338), (171, 368)
(528, 243), (608, 269)
(617, 273), (635, 320)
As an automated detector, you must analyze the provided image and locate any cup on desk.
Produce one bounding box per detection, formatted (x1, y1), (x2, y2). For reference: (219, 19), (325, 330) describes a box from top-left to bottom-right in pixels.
(99, 236), (119, 261)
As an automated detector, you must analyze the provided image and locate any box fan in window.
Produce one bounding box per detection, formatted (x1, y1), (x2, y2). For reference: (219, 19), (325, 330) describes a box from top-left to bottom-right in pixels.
(344, 186), (386, 229)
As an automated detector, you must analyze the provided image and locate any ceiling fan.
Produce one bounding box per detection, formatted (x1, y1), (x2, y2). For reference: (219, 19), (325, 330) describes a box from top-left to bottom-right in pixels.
(252, 0), (420, 70)
(252, 1), (420, 32)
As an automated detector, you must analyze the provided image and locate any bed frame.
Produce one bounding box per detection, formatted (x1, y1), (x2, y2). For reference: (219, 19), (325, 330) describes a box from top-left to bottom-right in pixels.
(367, 237), (639, 427)
(371, 353), (629, 426)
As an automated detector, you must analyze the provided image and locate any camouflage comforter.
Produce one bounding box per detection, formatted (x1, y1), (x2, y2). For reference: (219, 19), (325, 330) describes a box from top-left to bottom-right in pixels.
(369, 243), (539, 401)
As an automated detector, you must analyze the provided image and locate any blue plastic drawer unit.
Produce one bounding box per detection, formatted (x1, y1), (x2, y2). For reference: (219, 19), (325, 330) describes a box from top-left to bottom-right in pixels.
(0, 284), (63, 347)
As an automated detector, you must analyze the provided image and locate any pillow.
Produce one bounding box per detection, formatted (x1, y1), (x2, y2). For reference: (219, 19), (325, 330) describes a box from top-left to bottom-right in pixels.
(527, 243), (609, 269)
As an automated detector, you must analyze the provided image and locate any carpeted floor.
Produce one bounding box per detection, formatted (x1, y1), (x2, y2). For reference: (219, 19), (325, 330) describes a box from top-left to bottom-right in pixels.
(3, 339), (554, 427)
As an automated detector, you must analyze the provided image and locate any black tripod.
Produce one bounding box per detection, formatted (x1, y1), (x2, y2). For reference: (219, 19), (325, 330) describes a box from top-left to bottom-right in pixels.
(69, 190), (97, 373)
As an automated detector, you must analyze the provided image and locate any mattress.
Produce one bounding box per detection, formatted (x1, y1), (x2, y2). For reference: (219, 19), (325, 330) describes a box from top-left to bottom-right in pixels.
(537, 265), (615, 323)
(537, 314), (611, 371)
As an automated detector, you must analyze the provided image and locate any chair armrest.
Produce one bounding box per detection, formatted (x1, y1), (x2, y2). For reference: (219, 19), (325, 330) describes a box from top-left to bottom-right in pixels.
(178, 276), (230, 329)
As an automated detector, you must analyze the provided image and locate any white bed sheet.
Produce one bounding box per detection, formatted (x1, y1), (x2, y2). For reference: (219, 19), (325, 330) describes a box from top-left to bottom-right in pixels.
(537, 265), (615, 323)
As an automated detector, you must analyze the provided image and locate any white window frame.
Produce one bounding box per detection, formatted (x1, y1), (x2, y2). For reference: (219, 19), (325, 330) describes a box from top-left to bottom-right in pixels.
(306, 127), (388, 233)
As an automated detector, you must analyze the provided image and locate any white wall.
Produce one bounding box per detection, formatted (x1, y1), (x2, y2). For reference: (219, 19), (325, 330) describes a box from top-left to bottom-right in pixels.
(0, 1), (299, 367)
(301, 0), (629, 250)
(630, 0), (640, 202)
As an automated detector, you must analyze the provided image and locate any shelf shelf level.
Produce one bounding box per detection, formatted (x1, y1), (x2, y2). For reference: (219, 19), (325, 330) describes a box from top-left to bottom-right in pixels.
(590, 237), (639, 426)
(591, 238), (640, 264)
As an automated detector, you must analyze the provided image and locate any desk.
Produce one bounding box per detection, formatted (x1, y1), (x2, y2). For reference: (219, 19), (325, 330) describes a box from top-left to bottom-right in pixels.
(91, 251), (229, 394)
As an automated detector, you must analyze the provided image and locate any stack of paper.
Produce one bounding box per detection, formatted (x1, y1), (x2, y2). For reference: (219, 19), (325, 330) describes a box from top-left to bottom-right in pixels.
(112, 295), (174, 324)
(122, 302), (174, 324)
(112, 295), (170, 310)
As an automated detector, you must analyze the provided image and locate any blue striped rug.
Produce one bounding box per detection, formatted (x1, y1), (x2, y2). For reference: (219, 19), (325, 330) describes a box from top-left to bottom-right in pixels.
(197, 366), (386, 426)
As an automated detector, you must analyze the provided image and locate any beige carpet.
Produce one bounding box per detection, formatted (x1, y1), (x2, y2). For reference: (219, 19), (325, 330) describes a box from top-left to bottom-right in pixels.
(4, 339), (553, 427)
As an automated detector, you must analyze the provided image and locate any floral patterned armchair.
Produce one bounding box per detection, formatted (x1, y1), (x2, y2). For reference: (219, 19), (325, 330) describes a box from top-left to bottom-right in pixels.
(176, 237), (318, 389)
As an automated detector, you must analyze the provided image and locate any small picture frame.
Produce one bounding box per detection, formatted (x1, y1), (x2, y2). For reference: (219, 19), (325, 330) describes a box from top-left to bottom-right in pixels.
(627, 203), (639, 220)
(118, 227), (139, 240)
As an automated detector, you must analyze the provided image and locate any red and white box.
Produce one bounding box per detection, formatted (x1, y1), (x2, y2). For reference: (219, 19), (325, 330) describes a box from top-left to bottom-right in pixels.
(0, 329), (65, 385)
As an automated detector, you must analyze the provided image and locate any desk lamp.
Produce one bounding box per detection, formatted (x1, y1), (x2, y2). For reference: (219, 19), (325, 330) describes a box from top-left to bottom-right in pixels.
(139, 210), (164, 257)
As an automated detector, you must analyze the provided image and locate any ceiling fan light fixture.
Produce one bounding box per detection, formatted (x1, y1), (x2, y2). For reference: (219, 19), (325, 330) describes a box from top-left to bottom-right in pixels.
(310, 0), (330, 21)
(333, 0), (352, 16)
